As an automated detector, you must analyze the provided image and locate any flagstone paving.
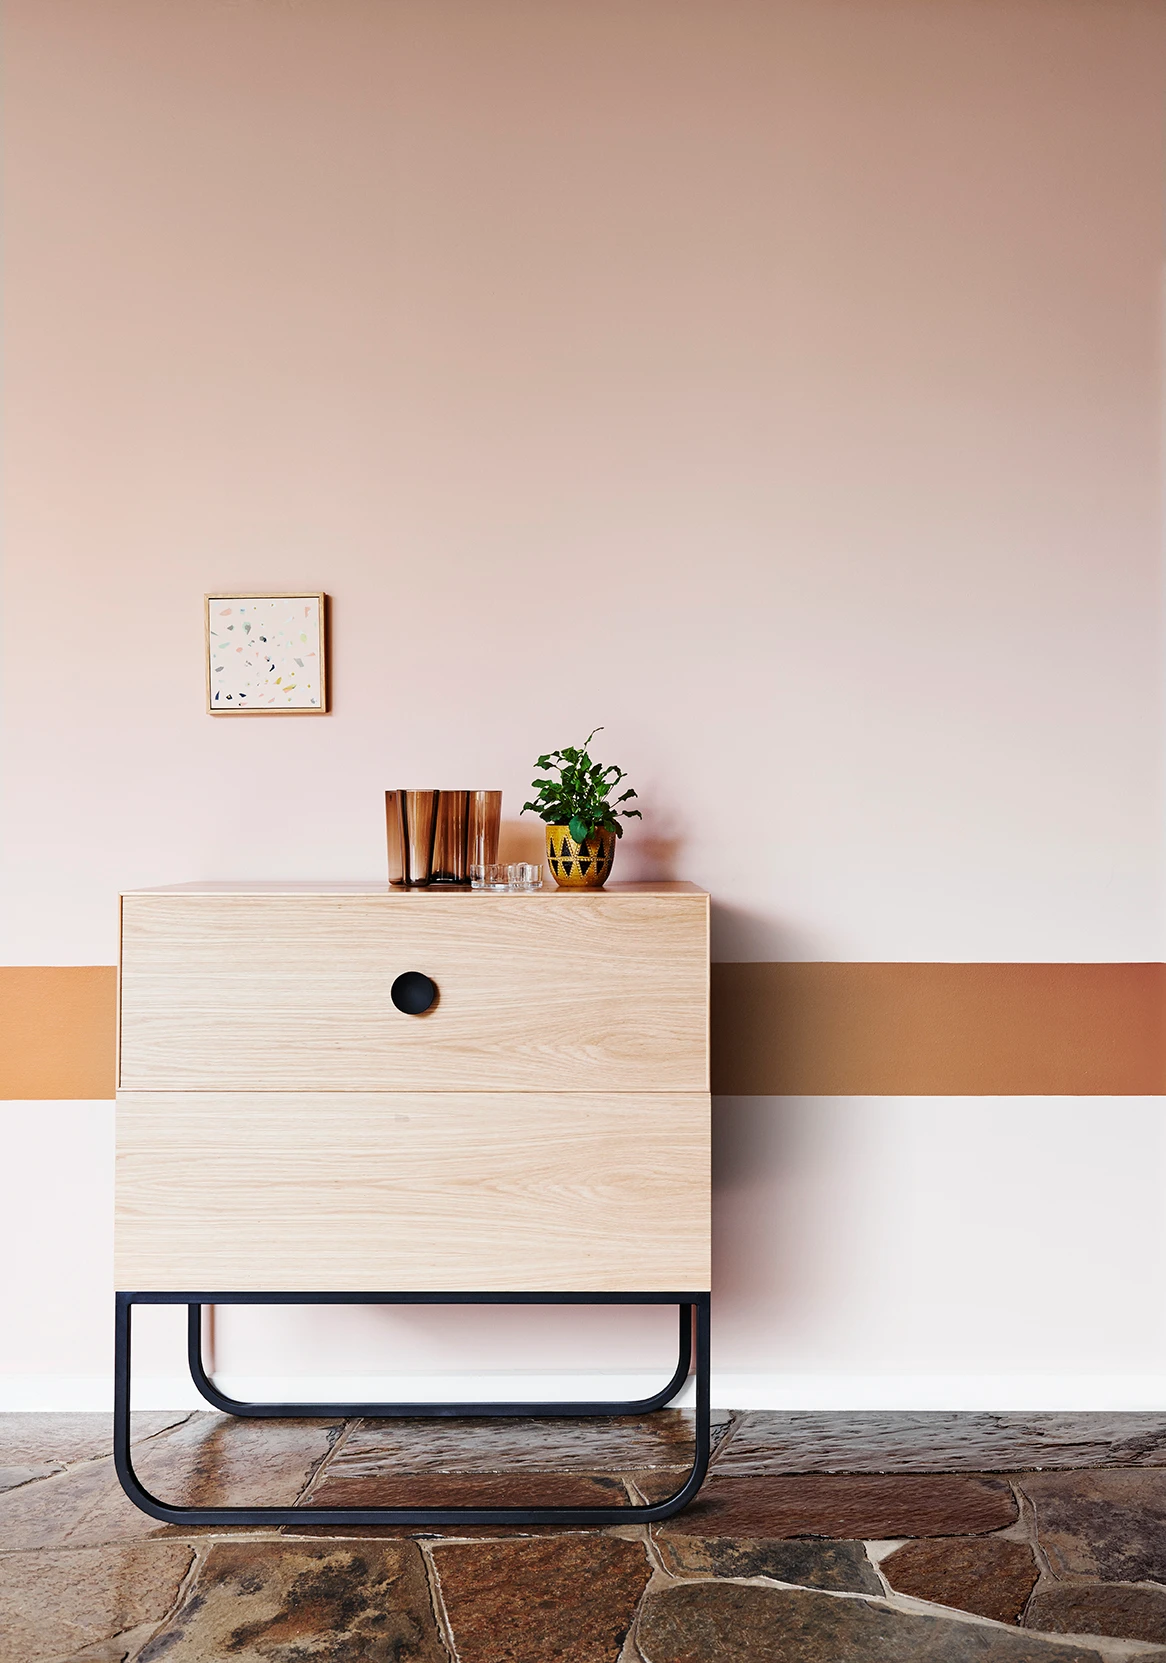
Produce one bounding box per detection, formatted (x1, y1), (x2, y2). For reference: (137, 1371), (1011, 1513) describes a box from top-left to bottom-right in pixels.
(879, 1535), (1041, 1625)
(6, 1411), (1166, 1659)
(716, 1412), (1166, 1475)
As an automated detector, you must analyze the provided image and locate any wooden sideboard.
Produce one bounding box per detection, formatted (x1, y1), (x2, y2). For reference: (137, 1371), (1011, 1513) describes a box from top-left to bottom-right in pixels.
(112, 879), (712, 1528)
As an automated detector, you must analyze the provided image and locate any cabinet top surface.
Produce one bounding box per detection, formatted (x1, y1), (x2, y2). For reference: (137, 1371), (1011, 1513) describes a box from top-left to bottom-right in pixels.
(122, 880), (708, 899)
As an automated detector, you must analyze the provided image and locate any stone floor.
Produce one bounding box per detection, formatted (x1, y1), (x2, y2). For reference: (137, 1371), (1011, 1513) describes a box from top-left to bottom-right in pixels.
(6, 1411), (1166, 1660)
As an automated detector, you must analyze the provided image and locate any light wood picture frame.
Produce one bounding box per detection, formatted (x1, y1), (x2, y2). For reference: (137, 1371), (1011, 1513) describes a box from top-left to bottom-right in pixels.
(205, 593), (328, 715)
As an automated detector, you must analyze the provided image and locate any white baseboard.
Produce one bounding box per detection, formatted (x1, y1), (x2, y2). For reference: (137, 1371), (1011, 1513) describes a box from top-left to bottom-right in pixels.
(3, 1373), (1166, 1414)
(0, 1372), (695, 1413)
(712, 1375), (1166, 1412)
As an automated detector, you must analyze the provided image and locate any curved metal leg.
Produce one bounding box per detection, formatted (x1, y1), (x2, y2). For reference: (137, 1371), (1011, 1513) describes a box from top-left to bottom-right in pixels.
(117, 1293), (710, 1527)
(186, 1300), (693, 1419)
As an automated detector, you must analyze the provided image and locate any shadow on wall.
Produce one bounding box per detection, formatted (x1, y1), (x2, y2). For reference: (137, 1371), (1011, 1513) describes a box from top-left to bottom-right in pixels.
(616, 836), (683, 881)
(711, 1095), (813, 1344)
(499, 818), (685, 882)
(708, 1092), (897, 1369)
(497, 819), (546, 866)
(707, 912), (839, 1357)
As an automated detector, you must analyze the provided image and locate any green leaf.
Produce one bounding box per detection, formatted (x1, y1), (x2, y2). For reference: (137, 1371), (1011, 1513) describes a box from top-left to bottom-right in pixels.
(526, 731), (637, 841)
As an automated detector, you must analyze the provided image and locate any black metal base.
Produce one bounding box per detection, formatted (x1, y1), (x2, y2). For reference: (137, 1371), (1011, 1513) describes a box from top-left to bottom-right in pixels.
(186, 1299), (695, 1420)
(114, 1291), (711, 1526)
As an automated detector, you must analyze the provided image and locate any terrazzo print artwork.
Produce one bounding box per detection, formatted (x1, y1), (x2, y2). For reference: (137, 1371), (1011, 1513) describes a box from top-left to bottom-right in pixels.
(207, 595), (324, 712)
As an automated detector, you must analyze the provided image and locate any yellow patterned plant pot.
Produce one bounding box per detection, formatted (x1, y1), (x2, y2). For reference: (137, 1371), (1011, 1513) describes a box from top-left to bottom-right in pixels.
(546, 824), (616, 888)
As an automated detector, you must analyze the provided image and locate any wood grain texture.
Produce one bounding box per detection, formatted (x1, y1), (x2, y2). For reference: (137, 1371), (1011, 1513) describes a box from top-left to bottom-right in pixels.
(115, 1091), (711, 1291)
(118, 890), (710, 1093)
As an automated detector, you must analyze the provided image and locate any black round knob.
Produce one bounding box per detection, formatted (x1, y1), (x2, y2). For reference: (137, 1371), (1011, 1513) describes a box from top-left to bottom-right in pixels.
(391, 971), (437, 1015)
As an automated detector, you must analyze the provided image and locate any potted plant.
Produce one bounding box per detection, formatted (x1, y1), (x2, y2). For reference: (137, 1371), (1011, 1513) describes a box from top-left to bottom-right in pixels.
(522, 730), (642, 888)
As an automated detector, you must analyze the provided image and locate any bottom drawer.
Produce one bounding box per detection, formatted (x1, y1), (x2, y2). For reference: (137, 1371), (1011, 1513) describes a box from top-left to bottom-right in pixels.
(115, 1092), (710, 1292)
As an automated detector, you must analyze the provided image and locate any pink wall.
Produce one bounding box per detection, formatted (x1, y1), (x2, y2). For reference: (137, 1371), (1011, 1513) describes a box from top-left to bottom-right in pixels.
(4, 0), (1163, 968)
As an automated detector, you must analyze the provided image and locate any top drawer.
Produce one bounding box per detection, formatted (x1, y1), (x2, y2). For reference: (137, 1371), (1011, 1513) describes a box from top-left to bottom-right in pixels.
(118, 888), (709, 1093)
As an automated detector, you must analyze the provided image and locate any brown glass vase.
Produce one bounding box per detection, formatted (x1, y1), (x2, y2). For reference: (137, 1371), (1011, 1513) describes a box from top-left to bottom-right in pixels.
(545, 824), (616, 888)
(467, 790), (503, 871)
(431, 790), (470, 885)
(385, 790), (439, 886)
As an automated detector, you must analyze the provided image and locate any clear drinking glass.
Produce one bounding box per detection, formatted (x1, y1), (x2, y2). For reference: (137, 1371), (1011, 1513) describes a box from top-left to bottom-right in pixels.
(469, 862), (504, 890)
(508, 863), (543, 891)
(469, 862), (510, 889)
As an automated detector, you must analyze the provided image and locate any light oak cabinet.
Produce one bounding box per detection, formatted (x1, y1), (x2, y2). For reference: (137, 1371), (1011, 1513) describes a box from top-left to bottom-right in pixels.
(115, 882), (711, 1295)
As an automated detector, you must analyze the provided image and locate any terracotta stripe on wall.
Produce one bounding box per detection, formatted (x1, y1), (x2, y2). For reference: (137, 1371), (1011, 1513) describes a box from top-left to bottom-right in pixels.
(0, 967), (117, 1100)
(1, 963), (1162, 1099)
(712, 962), (1166, 1096)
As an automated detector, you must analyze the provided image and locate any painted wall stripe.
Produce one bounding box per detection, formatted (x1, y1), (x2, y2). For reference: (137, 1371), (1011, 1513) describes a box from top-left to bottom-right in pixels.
(711, 963), (1166, 1096)
(0, 967), (117, 1100)
(1, 964), (1162, 1100)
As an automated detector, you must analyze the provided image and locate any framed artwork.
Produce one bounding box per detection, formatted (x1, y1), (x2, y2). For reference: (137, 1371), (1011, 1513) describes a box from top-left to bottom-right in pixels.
(205, 593), (328, 715)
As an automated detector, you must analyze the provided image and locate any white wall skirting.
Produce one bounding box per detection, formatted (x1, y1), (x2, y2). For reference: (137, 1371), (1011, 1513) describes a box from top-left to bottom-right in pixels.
(5, 1373), (1166, 1414)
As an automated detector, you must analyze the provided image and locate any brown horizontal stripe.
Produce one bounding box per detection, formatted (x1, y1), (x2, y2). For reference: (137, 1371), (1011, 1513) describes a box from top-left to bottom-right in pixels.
(0, 966), (117, 1100)
(712, 962), (1166, 1096)
(1, 963), (1162, 1099)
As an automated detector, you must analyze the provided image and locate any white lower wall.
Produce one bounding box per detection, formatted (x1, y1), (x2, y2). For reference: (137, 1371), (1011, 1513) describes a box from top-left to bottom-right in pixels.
(4, 1096), (1164, 1410)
